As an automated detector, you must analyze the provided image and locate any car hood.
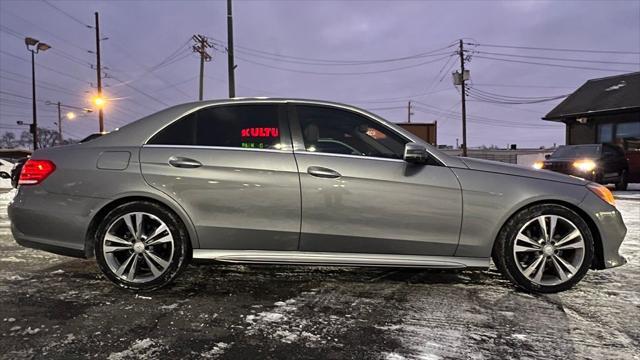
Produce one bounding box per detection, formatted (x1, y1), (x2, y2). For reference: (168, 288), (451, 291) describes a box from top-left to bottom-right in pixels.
(459, 157), (588, 186)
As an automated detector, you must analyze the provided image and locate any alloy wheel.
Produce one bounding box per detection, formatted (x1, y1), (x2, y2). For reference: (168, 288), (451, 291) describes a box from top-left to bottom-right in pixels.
(102, 212), (175, 283)
(513, 215), (585, 286)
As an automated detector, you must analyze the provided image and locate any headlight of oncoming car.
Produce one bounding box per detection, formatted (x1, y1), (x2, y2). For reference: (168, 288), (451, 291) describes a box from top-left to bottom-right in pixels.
(532, 161), (544, 169)
(573, 159), (596, 172)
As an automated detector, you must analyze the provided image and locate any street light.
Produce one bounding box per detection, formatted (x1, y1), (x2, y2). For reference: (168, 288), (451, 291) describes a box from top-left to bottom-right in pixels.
(92, 95), (106, 108)
(44, 101), (92, 145)
(25, 37), (51, 150)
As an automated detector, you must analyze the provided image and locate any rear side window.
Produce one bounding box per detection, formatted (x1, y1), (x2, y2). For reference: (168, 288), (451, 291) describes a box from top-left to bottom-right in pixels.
(148, 104), (282, 150)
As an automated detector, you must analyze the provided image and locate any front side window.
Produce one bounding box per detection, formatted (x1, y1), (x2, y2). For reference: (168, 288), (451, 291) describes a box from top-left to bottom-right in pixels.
(295, 105), (407, 159)
(148, 104), (282, 150)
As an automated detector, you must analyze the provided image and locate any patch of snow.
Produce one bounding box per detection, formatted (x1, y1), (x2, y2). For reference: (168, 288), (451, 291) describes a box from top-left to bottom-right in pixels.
(159, 303), (178, 310)
(50, 269), (65, 275)
(512, 334), (527, 340)
(201, 342), (230, 358)
(134, 294), (152, 300)
(384, 353), (406, 360)
(107, 338), (159, 360)
(1, 256), (25, 262)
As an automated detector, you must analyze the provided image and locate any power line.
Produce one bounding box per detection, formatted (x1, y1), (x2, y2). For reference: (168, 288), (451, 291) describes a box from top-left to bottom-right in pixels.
(42, 0), (93, 28)
(475, 50), (639, 66)
(206, 35), (458, 65)
(109, 75), (170, 107)
(0, 50), (91, 84)
(228, 51), (455, 76)
(466, 86), (568, 104)
(474, 55), (635, 72)
(469, 42), (640, 55)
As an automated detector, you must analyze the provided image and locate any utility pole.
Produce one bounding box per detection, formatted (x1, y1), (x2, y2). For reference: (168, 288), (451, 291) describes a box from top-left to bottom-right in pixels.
(57, 102), (62, 145)
(458, 39), (468, 157)
(407, 100), (413, 123)
(227, 0), (236, 98)
(192, 35), (212, 101)
(94, 12), (104, 133)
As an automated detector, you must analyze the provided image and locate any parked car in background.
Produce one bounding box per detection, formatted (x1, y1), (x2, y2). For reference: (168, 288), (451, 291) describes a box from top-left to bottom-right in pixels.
(534, 144), (631, 190)
(10, 157), (28, 189)
(8, 99), (627, 293)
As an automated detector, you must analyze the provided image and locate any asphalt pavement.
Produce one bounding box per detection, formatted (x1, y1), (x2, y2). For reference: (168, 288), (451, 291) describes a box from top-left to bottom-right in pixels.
(0, 188), (638, 359)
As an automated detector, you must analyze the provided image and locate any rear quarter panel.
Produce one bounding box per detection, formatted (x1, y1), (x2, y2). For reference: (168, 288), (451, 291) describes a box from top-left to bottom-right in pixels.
(23, 145), (200, 251)
(451, 168), (589, 258)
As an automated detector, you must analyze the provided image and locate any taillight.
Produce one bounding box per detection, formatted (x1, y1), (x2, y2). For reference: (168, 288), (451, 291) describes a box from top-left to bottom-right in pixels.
(18, 159), (56, 185)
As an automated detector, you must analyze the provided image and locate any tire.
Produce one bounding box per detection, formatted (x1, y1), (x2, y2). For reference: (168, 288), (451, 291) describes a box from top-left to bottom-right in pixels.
(615, 170), (628, 191)
(494, 204), (594, 293)
(95, 201), (190, 291)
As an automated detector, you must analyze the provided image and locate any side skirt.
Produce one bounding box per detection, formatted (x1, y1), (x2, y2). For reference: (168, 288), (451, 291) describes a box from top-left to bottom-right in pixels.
(192, 250), (489, 269)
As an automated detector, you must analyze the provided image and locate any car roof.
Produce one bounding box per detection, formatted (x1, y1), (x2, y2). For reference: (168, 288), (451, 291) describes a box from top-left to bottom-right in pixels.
(74, 98), (464, 168)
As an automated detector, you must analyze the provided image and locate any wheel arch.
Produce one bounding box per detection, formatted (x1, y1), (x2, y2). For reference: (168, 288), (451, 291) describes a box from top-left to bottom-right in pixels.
(491, 199), (605, 270)
(84, 193), (199, 258)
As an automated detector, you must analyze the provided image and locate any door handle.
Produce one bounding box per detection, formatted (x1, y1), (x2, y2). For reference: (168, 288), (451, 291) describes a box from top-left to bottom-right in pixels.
(307, 166), (341, 179)
(168, 156), (202, 169)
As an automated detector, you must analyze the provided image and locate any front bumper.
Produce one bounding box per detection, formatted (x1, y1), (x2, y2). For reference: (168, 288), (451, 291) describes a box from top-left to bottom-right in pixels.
(579, 190), (627, 269)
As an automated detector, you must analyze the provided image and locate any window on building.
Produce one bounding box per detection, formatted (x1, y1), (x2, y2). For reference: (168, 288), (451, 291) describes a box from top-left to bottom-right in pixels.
(295, 105), (407, 159)
(597, 123), (613, 143)
(148, 104), (282, 150)
(617, 121), (640, 151)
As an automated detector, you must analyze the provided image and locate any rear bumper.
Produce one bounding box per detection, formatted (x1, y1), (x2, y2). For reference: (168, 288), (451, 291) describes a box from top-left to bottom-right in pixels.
(579, 191), (627, 269)
(7, 187), (104, 259)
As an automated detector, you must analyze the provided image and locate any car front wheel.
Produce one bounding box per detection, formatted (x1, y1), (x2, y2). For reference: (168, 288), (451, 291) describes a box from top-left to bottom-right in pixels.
(494, 204), (594, 293)
(95, 201), (190, 291)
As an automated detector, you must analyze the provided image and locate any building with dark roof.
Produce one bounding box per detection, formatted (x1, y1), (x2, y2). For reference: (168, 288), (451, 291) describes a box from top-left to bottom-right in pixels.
(543, 71), (640, 182)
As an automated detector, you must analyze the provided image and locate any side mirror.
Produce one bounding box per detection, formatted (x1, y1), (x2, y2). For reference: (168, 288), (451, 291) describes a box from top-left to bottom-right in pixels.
(0, 171), (11, 179)
(544, 154), (551, 160)
(403, 142), (427, 163)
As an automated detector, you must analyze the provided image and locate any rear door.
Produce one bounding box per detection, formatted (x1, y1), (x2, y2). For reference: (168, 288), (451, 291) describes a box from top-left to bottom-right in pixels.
(140, 103), (301, 251)
(290, 103), (462, 256)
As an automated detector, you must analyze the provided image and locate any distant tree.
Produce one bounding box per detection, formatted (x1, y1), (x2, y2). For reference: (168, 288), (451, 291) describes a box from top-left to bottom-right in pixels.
(13, 128), (62, 149)
(1, 129), (77, 149)
(0, 132), (18, 148)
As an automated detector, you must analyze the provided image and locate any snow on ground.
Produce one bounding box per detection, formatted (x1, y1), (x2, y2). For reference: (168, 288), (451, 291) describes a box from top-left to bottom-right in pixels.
(0, 188), (638, 359)
(0, 178), (12, 190)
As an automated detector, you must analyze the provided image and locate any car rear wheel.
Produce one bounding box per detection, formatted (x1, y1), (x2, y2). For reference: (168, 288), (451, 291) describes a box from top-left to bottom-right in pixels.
(494, 204), (594, 293)
(95, 201), (190, 291)
(615, 170), (628, 191)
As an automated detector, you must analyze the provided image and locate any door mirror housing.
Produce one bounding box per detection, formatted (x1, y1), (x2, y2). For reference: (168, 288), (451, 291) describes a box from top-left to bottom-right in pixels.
(403, 142), (427, 163)
(0, 171), (10, 179)
(544, 154), (551, 160)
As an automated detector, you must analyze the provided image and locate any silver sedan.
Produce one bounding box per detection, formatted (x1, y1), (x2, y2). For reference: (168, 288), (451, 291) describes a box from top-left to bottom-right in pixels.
(8, 99), (627, 293)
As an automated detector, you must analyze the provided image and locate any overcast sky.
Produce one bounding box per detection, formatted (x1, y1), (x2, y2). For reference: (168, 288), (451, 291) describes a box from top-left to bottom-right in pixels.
(1, 0), (639, 147)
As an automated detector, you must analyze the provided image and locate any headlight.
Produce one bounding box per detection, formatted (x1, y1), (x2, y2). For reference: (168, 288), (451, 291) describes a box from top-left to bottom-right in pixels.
(587, 182), (615, 207)
(532, 161), (543, 169)
(573, 159), (596, 172)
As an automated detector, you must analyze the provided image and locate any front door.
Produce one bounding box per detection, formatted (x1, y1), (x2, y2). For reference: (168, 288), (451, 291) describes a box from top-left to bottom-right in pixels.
(291, 104), (462, 256)
(140, 103), (301, 251)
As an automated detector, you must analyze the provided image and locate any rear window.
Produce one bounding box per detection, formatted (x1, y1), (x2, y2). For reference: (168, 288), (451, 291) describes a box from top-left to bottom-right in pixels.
(148, 104), (282, 150)
(551, 145), (600, 159)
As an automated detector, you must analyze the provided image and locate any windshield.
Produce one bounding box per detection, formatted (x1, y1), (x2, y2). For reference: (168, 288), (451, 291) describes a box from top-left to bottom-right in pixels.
(550, 145), (600, 159)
